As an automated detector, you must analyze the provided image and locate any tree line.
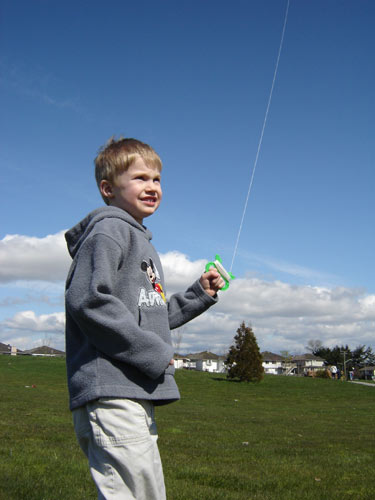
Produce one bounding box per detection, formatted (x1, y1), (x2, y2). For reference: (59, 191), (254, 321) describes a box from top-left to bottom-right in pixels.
(307, 339), (375, 371)
(224, 325), (375, 383)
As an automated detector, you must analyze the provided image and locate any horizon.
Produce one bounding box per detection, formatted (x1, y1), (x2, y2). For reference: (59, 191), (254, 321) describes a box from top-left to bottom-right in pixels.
(0, 340), (365, 361)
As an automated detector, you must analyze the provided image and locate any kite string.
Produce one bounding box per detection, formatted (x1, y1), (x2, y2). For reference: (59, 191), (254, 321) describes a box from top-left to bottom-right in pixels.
(230, 0), (290, 273)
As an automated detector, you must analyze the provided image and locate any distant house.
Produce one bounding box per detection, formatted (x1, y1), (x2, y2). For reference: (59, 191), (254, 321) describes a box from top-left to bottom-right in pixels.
(173, 354), (191, 369)
(186, 351), (226, 373)
(22, 345), (65, 357)
(261, 351), (284, 375)
(0, 343), (22, 355)
(292, 354), (325, 375)
(0, 342), (11, 355)
(261, 352), (326, 376)
(173, 349), (327, 376)
(358, 366), (375, 380)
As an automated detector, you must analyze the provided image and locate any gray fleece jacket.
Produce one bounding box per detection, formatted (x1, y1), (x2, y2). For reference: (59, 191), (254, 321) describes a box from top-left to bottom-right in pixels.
(65, 206), (217, 410)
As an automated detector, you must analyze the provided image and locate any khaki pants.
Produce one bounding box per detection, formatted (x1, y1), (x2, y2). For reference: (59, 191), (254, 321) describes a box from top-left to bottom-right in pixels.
(73, 398), (166, 500)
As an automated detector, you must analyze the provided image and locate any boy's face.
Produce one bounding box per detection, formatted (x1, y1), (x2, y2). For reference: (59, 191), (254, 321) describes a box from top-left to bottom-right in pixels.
(101, 156), (162, 224)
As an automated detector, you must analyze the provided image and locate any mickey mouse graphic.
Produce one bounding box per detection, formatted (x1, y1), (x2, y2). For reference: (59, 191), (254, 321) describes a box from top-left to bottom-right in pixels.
(141, 258), (166, 303)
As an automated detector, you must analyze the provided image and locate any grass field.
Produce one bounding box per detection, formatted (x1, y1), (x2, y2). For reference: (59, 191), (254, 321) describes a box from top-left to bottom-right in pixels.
(0, 356), (374, 500)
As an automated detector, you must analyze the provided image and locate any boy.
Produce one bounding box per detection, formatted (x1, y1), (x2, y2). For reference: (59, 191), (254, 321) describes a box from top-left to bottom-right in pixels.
(65, 137), (224, 499)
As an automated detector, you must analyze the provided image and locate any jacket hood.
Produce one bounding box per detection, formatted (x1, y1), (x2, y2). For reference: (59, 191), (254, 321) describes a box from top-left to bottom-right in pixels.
(65, 206), (152, 258)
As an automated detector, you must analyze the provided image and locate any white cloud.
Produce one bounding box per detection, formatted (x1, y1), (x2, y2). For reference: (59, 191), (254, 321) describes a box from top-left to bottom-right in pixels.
(251, 253), (337, 282)
(0, 231), (70, 282)
(237, 250), (340, 286)
(1, 246), (374, 355)
(4, 310), (65, 333)
(0, 311), (65, 351)
(160, 252), (375, 354)
(160, 251), (206, 293)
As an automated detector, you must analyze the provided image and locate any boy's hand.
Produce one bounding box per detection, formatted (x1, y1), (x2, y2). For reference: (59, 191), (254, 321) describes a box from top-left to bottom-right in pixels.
(200, 270), (225, 297)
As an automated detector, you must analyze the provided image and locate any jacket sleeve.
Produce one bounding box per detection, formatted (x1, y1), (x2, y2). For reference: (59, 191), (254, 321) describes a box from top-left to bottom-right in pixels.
(65, 233), (173, 379)
(167, 279), (218, 330)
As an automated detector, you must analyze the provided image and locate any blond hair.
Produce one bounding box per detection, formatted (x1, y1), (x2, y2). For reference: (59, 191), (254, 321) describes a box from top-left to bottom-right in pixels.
(95, 137), (162, 204)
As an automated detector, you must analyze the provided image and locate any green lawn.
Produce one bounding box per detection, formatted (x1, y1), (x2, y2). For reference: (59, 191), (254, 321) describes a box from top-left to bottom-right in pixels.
(0, 356), (374, 499)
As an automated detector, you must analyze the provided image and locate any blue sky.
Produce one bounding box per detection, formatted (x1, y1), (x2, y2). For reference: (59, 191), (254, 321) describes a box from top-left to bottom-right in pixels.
(1, 0), (374, 354)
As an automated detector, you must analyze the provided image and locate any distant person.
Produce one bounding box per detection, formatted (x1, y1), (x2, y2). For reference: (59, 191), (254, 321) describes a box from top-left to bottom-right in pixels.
(64, 137), (224, 499)
(330, 365), (338, 379)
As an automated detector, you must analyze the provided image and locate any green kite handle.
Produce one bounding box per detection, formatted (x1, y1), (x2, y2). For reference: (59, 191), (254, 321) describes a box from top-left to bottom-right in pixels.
(205, 255), (235, 291)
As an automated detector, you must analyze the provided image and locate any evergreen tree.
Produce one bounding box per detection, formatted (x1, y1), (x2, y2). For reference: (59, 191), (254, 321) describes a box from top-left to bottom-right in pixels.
(225, 321), (264, 382)
(352, 345), (375, 367)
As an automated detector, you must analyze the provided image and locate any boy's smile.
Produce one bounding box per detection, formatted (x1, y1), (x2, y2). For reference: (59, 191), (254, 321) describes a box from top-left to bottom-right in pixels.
(100, 156), (162, 224)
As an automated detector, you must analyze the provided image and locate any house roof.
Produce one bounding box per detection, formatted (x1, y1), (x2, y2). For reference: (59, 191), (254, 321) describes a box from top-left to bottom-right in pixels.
(173, 354), (190, 360)
(0, 342), (23, 354)
(261, 351), (284, 361)
(292, 353), (325, 362)
(22, 345), (65, 355)
(0, 342), (11, 353)
(186, 351), (220, 360)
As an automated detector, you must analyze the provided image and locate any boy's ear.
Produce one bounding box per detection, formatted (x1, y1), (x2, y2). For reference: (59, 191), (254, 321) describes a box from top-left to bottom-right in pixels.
(100, 180), (115, 199)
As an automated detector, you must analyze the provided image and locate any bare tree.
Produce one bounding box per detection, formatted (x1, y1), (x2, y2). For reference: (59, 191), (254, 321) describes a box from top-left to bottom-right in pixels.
(42, 335), (52, 347)
(280, 350), (294, 375)
(306, 339), (323, 354)
(171, 327), (184, 354)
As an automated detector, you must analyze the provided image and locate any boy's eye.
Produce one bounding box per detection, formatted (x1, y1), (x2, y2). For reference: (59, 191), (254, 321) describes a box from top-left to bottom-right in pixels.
(134, 174), (160, 183)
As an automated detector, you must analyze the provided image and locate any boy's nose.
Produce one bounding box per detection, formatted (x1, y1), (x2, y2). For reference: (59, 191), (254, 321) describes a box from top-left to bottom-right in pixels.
(145, 181), (159, 192)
